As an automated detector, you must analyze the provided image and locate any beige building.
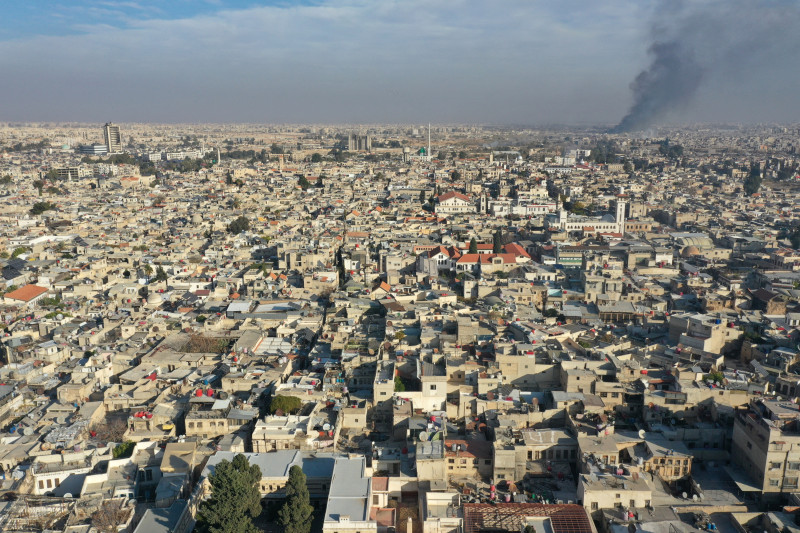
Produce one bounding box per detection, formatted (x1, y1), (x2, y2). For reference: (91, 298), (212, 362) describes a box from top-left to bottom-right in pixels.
(732, 399), (800, 502)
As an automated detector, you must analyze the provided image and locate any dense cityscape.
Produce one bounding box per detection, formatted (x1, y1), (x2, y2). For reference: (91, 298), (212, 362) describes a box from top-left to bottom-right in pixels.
(0, 120), (798, 533)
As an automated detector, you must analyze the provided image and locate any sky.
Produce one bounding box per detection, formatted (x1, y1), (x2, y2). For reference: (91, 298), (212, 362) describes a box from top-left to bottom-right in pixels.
(0, 0), (798, 126)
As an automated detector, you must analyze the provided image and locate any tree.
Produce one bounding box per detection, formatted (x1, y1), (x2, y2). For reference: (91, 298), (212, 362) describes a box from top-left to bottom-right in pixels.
(744, 165), (762, 196)
(197, 454), (262, 533)
(153, 266), (168, 283)
(451, 170), (462, 182)
(458, 151), (467, 159)
(269, 395), (302, 415)
(298, 175), (310, 190)
(91, 417), (127, 444)
(0, 175), (13, 185)
(91, 499), (132, 533)
(30, 201), (56, 215)
(419, 189), (427, 204)
(278, 465), (314, 533)
(32, 180), (44, 195)
(492, 231), (502, 254)
(113, 441), (136, 459)
(394, 376), (406, 392)
(622, 160), (633, 173)
(316, 175), (325, 188)
(790, 229), (800, 250)
(468, 237), (478, 254)
(11, 246), (28, 258)
(227, 215), (250, 234)
(310, 153), (322, 163)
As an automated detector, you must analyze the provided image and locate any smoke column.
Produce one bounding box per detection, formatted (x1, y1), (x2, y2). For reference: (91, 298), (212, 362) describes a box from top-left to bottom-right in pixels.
(611, 0), (800, 133)
(611, 42), (702, 133)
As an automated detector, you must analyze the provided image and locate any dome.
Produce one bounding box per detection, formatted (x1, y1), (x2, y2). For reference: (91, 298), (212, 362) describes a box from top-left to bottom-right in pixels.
(192, 213), (203, 224)
(681, 245), (701, 257)
(146, 292), (163, 305)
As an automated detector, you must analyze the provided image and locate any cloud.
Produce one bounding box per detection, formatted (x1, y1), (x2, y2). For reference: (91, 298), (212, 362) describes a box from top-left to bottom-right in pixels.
(16, 0), (795, 125)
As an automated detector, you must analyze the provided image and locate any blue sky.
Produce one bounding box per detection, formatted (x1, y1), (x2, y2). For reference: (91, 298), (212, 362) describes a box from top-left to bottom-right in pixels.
(0, 0), (797, 125)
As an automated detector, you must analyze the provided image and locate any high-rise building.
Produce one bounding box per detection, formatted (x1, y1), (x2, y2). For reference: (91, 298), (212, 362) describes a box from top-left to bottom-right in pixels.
(103, 122), (121, 154)
(347, 133), (371, 152)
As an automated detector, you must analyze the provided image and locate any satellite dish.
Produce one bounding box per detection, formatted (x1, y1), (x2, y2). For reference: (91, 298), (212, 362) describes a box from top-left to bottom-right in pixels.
(56, 314), (63, 321)
(63, 493), (73, 498)
(419, 431), (429, 442)
(322, 423), (331, 431)
(692, 494), (698, 501)
(681, 492), (688, 499)
(638, 429), (646, 439)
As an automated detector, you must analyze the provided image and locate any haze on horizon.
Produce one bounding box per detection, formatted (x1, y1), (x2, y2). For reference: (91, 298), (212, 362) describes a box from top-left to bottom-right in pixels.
(1, 0), (799, 128)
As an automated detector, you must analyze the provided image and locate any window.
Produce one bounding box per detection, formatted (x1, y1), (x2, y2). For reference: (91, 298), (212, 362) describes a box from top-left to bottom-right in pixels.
(55, 478), (60, 487)
(47, 479), (52, 489)
(615, 494), (621, 499)
(785, 477), (798, 488)
(430, 384), (437, 390)
(591, 502), (598, 511)
(769, 479), (780, 487)
(448, 459), (455, 464)
(373, 495), (380, 505)
(770, 462), (782, 470)
(485, 460), (491, 465)
(790, 463), (800, 471)
(39, 480), (44, 490)
(146, 470), (153, 481)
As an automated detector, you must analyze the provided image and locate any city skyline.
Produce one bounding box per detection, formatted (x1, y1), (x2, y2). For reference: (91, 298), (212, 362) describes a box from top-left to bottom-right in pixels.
(2, 0), (799, 127)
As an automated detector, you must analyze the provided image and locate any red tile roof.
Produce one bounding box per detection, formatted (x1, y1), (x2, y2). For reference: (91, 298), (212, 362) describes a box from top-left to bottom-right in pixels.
(5, 284), (48, 302)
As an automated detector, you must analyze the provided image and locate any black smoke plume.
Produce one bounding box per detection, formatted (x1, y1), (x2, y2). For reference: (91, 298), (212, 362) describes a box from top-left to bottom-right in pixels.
(611, 42), (703, 133)
(611, 0), (800, 133)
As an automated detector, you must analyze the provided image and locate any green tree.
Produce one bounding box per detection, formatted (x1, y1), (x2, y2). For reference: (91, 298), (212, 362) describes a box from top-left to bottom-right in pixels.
(458, 151), (467, 159)
(316, 175), (325, 188)
(277, 465), (314, 533)
(0, 175), (12, 185)
(492, 231), (502, 254)
(468, 237), (478, 254)
(394, 376), (406, 392)
(11, 246), (28, 258)
(113, 441), (135, 459)
(744, 165), (762, 196)
(227, 215), (250, 234)
(622, 160), (633, 173)
(298, 175), (311, 190)
(269, 395), (302, 415)
(419, 189), (427, 204)
(197, 454), (262, 533)
(153, 266), (168, 283)
(30, 201), (56, 215)
(451, 170), (461, 182)
(310, 153), (323, 163)
(33, 180), (44, 195)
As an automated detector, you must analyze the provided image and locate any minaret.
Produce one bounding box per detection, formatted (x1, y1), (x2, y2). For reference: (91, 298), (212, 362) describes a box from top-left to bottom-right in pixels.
(428, 123), (431, 161)
(279, 154), (284, 173)
(216, 147), (221, 163)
